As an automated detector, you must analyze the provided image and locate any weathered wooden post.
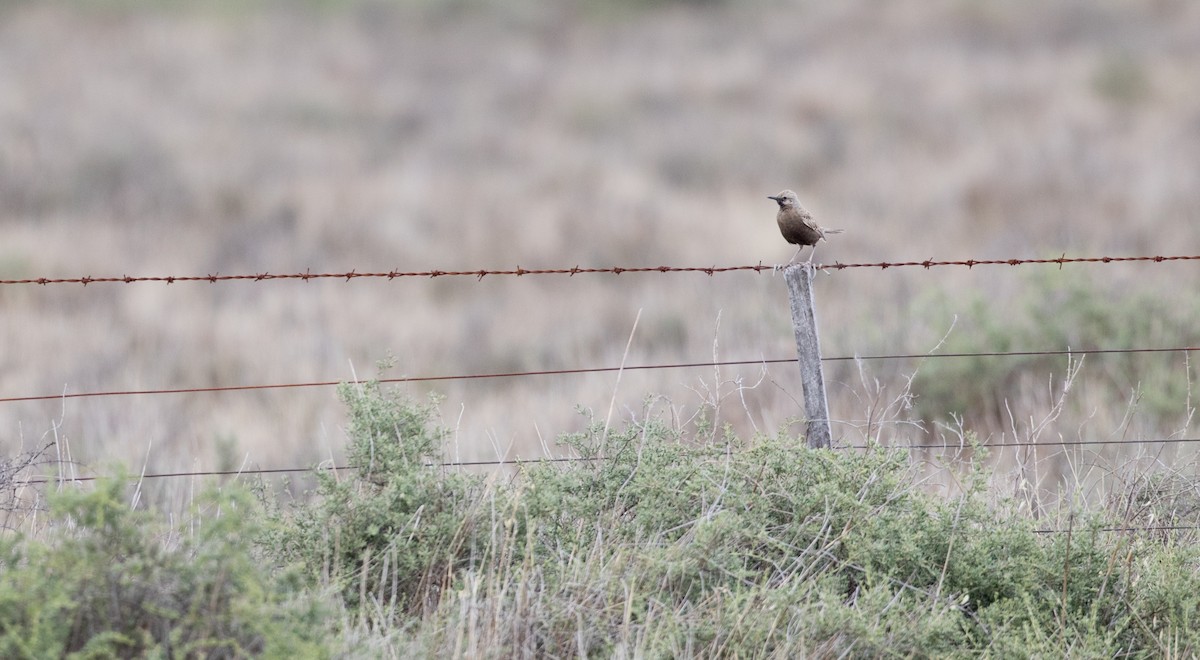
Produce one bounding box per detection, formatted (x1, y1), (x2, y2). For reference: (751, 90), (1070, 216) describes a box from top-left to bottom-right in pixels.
(784, 263), (832, 448)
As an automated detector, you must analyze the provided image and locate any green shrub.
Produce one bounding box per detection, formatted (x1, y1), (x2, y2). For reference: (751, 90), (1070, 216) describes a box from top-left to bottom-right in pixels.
(0, 478), (331, 658)
(512, 419), (1042, 654)
(1121, 542), (1200, 654)
(254, 383), (1200, 656)
(0, 440), (53, 527)
(264, 382), (483, 616)
(912, 270), (1200, 432)
(1117, 471), (1200, 534)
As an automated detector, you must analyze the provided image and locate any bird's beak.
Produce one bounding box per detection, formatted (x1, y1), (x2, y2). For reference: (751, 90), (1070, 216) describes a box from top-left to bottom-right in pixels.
(767, 196), (782, 202)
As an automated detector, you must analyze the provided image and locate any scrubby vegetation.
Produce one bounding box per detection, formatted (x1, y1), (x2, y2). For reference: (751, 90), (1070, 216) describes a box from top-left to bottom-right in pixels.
(6, 384), (1199, 656)
(0, 479), (332, 658)
(912, 269), (1200, 435)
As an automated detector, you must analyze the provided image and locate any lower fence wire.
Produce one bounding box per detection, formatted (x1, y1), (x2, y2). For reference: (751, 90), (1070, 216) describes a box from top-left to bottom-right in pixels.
(3, 346), (1198, 404)
(17, 436), (1200, 536)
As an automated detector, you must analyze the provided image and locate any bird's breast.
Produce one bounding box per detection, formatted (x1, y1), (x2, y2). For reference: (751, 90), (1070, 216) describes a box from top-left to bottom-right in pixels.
(776, 209), (822, 246)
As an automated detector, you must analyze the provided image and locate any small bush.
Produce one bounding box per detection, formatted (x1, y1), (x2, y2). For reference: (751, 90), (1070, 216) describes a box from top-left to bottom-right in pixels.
(264, 382), (484, 616)
(0, 440), (53, 529)
(517, 420), (1028, 654)
(912, 270), (1200, 433)
(0, 478), (331, 658)
(258, 384), (1200, 656)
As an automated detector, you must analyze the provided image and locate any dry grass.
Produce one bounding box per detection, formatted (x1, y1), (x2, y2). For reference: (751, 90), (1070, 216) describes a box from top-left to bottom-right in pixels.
(2, 0), (1199, 506)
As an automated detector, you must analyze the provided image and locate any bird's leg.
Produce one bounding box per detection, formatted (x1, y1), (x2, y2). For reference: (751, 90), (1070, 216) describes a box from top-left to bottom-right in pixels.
(806, 243), (818, 263)
(808, 243), (836, 275)
(774, 245), (806, 274)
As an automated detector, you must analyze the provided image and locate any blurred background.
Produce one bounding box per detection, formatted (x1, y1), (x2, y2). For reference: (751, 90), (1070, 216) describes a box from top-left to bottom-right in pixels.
(2, 0), (1199, 503)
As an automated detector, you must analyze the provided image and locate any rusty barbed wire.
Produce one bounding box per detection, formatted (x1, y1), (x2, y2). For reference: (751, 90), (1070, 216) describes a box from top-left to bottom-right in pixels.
(3, 254), (1200, 286)
(817, 254), (1200, 270)
(2, 346), (1195, 404)
(0, 264), (770, 286)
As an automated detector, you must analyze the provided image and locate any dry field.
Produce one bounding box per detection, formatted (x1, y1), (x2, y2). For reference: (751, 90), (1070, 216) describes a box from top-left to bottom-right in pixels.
(2, 0), (1200, 502)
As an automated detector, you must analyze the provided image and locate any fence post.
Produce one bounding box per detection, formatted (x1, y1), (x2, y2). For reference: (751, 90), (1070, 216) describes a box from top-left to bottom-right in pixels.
(784, 263), (832, 448)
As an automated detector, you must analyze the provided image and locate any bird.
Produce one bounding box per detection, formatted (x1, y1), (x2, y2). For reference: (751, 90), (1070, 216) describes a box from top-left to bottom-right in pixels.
(767, 190), (843, 264)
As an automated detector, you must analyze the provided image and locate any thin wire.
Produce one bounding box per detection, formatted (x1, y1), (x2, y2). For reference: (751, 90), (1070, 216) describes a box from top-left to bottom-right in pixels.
(18, 465), (1199, 536)
(18, 456), (590, 485)
(1032, 524), (1200, 535)
(3, 254), (1200, 287)
(825, 347), (1200, 361)
(18, 467), (325, 485)
(3, 346), (1197, 404)
(845, 436), (1200, 450)
(20, 435), (1198, 482)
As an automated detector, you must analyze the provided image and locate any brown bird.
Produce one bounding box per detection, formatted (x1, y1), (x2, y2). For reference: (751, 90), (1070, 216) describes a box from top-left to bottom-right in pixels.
(768, 190), (843, 264)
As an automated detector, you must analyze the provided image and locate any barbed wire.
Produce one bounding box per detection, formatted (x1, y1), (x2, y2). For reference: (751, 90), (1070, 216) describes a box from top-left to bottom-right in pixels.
(3, 346), (1195, 404)
(819, 254), (1200, 271)
(0, 265), (768, 286)
(4, 254), (1200, 287)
